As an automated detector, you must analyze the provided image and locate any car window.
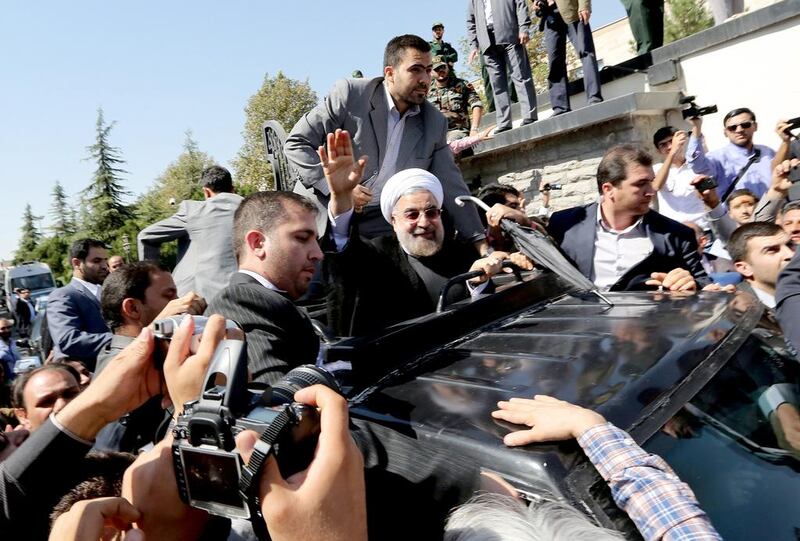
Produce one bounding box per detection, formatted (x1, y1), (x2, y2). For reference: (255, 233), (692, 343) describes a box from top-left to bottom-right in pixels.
(644, 317), (800, 541)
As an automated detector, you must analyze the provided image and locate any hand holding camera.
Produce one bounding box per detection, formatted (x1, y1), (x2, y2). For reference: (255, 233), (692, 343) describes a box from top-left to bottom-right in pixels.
(236, 384), (367, 541)
(691, 175), (720, 209)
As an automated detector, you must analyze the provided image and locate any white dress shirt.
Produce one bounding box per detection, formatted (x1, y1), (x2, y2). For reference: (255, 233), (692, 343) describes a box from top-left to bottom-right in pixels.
(482, 0), (494, 26)
(653, 161), (708, 229)
(592, 206), (654, 290)
(752, 285), (776, 309)
(369, 83), (421, 206)
(73, 277), (102, 301)
(236, 270), (283, 293)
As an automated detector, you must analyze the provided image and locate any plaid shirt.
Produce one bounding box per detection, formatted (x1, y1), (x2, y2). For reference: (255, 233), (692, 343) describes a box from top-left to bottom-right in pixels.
(578, 423), (722, 541)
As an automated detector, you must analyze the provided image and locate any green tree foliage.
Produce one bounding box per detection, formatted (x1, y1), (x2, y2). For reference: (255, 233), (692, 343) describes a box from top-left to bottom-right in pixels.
(81, 108), (131, 242)
(31, 236), (71, 285)
(136, 130), (216, 268)
(232, 72), (318, 192)
(49, 180), (76, 237)
(664, 0), (714, 44)
(15, 203), (43, 263)
(138, 130), (214, 225)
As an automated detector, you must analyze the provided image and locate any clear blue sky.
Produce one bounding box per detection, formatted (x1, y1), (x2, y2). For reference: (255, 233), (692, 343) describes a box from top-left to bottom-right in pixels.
(0, 1), (627, 261)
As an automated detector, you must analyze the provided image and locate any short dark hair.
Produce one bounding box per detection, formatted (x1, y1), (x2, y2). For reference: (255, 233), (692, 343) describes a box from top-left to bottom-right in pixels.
(723, 108), (756, 125)
(478, 184), (521, 207)
(596, 144), (653, 193)
(727, 221), (784, 263)
(50, 451), (135, 525)
(201, 165), (234, 193)
(233, 191), (318, 262)
(727, 188), (757, 204)
(11, 364), (80, 409)
(70, 238), (107, 261)
(653, 126), (676, 147)
(779, 200), (800, 218)
(101, 261), (167, 331)
(384, 34), (431, 68)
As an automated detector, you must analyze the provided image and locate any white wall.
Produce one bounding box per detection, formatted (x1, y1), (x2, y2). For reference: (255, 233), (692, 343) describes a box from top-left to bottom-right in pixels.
(676, 15), (800, 151)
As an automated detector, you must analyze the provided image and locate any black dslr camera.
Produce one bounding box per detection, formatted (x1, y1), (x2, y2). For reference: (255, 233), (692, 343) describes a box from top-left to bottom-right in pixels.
(680, 96), (718, 120)
(168, 328), (340, 520)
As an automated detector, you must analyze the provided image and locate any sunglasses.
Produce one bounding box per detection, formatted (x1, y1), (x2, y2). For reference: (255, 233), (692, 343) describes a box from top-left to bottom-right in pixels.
(726, 121), (754, 132)
(398, 207), (442, 222)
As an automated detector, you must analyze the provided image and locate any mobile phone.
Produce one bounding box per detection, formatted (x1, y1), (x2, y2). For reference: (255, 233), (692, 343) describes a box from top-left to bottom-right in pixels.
(695, 176), (718, 192)
(784, 117), (800, 136)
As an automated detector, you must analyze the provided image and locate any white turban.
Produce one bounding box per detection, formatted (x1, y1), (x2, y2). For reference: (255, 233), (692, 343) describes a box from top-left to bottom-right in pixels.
(380, 168), (444, 223)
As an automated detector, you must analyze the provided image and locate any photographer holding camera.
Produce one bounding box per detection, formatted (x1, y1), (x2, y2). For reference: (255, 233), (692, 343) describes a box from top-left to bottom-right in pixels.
(686, 107), (781, 199)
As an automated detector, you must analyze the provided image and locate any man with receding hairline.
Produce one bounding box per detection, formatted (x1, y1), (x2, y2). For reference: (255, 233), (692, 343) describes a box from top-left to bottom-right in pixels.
(205, 191), (322, 384)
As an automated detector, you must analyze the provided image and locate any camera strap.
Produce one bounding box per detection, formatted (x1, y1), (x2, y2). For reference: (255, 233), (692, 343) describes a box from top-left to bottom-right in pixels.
(719, 148), (761, 203)
(238, 407), (294, 498)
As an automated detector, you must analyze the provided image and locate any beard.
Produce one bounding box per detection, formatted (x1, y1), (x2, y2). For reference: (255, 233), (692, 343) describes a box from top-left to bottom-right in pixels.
(396, 225), (444, 257)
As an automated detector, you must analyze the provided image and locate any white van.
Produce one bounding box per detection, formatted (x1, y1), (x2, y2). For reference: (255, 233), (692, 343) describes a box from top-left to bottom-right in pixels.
(5, 262), (57, 310)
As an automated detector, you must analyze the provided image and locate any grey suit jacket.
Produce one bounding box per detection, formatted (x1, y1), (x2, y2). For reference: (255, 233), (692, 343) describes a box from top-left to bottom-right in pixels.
(284, 76), (484, 243)
(205, 272), (319, 385)
(467, 0), (532, 51)
(46, 279), (111, 368)
(137, 192), (243, 301)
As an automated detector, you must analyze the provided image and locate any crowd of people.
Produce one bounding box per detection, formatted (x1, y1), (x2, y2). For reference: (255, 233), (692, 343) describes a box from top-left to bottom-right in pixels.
(0, 8), (798, 541)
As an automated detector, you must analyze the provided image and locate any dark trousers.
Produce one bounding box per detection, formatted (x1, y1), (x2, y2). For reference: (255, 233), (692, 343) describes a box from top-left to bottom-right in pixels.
(543, 11), (603, 113)
(621, 0), (664, 54)
(483, 29), (537, 129)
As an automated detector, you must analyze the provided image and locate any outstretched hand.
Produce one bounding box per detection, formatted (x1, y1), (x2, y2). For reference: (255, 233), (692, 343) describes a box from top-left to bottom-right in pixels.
(492, 395), (606, 446)
(318, 129), (367, 215)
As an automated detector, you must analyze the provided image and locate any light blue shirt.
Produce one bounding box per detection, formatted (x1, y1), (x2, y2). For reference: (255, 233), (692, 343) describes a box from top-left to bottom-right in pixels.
(0, 339), (20, 381)
(686, 136), (776, 199)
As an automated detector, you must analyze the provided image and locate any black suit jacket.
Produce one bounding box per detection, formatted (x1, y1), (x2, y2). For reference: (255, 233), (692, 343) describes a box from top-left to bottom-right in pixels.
(547, 203), (710, 291)
(205, 272), (319, 384)
(325, 233), (480, 337)
(0, 419), (93, 540)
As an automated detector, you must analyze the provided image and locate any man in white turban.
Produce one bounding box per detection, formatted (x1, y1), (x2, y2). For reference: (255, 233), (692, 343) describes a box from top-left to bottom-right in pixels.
(318, 129), (523, 337)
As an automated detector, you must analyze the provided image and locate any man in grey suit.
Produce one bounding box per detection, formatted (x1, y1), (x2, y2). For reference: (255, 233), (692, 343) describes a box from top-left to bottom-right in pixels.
(138, 165), (243, 302)
(47, 238), (112, 368)
(284, 34), (487, 252)
(467, 0), (538, 133)
(206, 191), (322, 384)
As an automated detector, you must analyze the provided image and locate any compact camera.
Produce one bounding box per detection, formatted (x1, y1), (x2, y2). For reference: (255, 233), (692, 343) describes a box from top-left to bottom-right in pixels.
(152, 315), (241, 369)
(680, 96), (718, 120)
(694, 176), (718, 192)
(168, 327), (341, 520)
(541, 183), (562, 192)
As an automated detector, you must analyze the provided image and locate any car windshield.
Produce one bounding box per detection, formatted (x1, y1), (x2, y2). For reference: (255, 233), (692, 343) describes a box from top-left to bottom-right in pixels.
(11, 273), (55, 291)
(644, 316), (800, 541)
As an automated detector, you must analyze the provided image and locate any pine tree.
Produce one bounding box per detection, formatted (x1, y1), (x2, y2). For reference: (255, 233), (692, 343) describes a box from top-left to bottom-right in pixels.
(81, 108), (131, 242)
(664, 0), (714, 44)
(15, 203), (43, 263)
(232, 72), (318, 192)
(49, 180), (76, 237)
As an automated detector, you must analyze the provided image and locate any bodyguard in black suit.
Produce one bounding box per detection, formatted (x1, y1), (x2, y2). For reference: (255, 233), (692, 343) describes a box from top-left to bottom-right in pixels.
(205, 191), (322, 384)
(547, 144), (710, 291)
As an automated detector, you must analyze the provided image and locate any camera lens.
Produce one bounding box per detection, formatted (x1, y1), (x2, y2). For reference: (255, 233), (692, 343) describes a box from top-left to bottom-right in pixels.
(269, 365), (341, 406)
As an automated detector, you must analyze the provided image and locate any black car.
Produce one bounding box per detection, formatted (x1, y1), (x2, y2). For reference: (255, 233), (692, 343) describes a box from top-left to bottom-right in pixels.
(323, 270), (800, 540)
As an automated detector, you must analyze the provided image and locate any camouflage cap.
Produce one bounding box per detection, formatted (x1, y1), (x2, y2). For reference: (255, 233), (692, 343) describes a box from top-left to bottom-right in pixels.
(432, 22), (444, 29)
(432, 56), (447, 70)
(351, 70), (364, 78)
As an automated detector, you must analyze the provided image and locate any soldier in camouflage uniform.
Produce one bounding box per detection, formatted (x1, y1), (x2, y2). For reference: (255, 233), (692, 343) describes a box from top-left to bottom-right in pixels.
(427, 56), (484, 142)
(430, 22), (458, 67)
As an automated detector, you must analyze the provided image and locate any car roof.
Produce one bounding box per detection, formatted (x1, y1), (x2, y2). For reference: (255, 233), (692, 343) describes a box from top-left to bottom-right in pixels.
(347, 278), (762, 504)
